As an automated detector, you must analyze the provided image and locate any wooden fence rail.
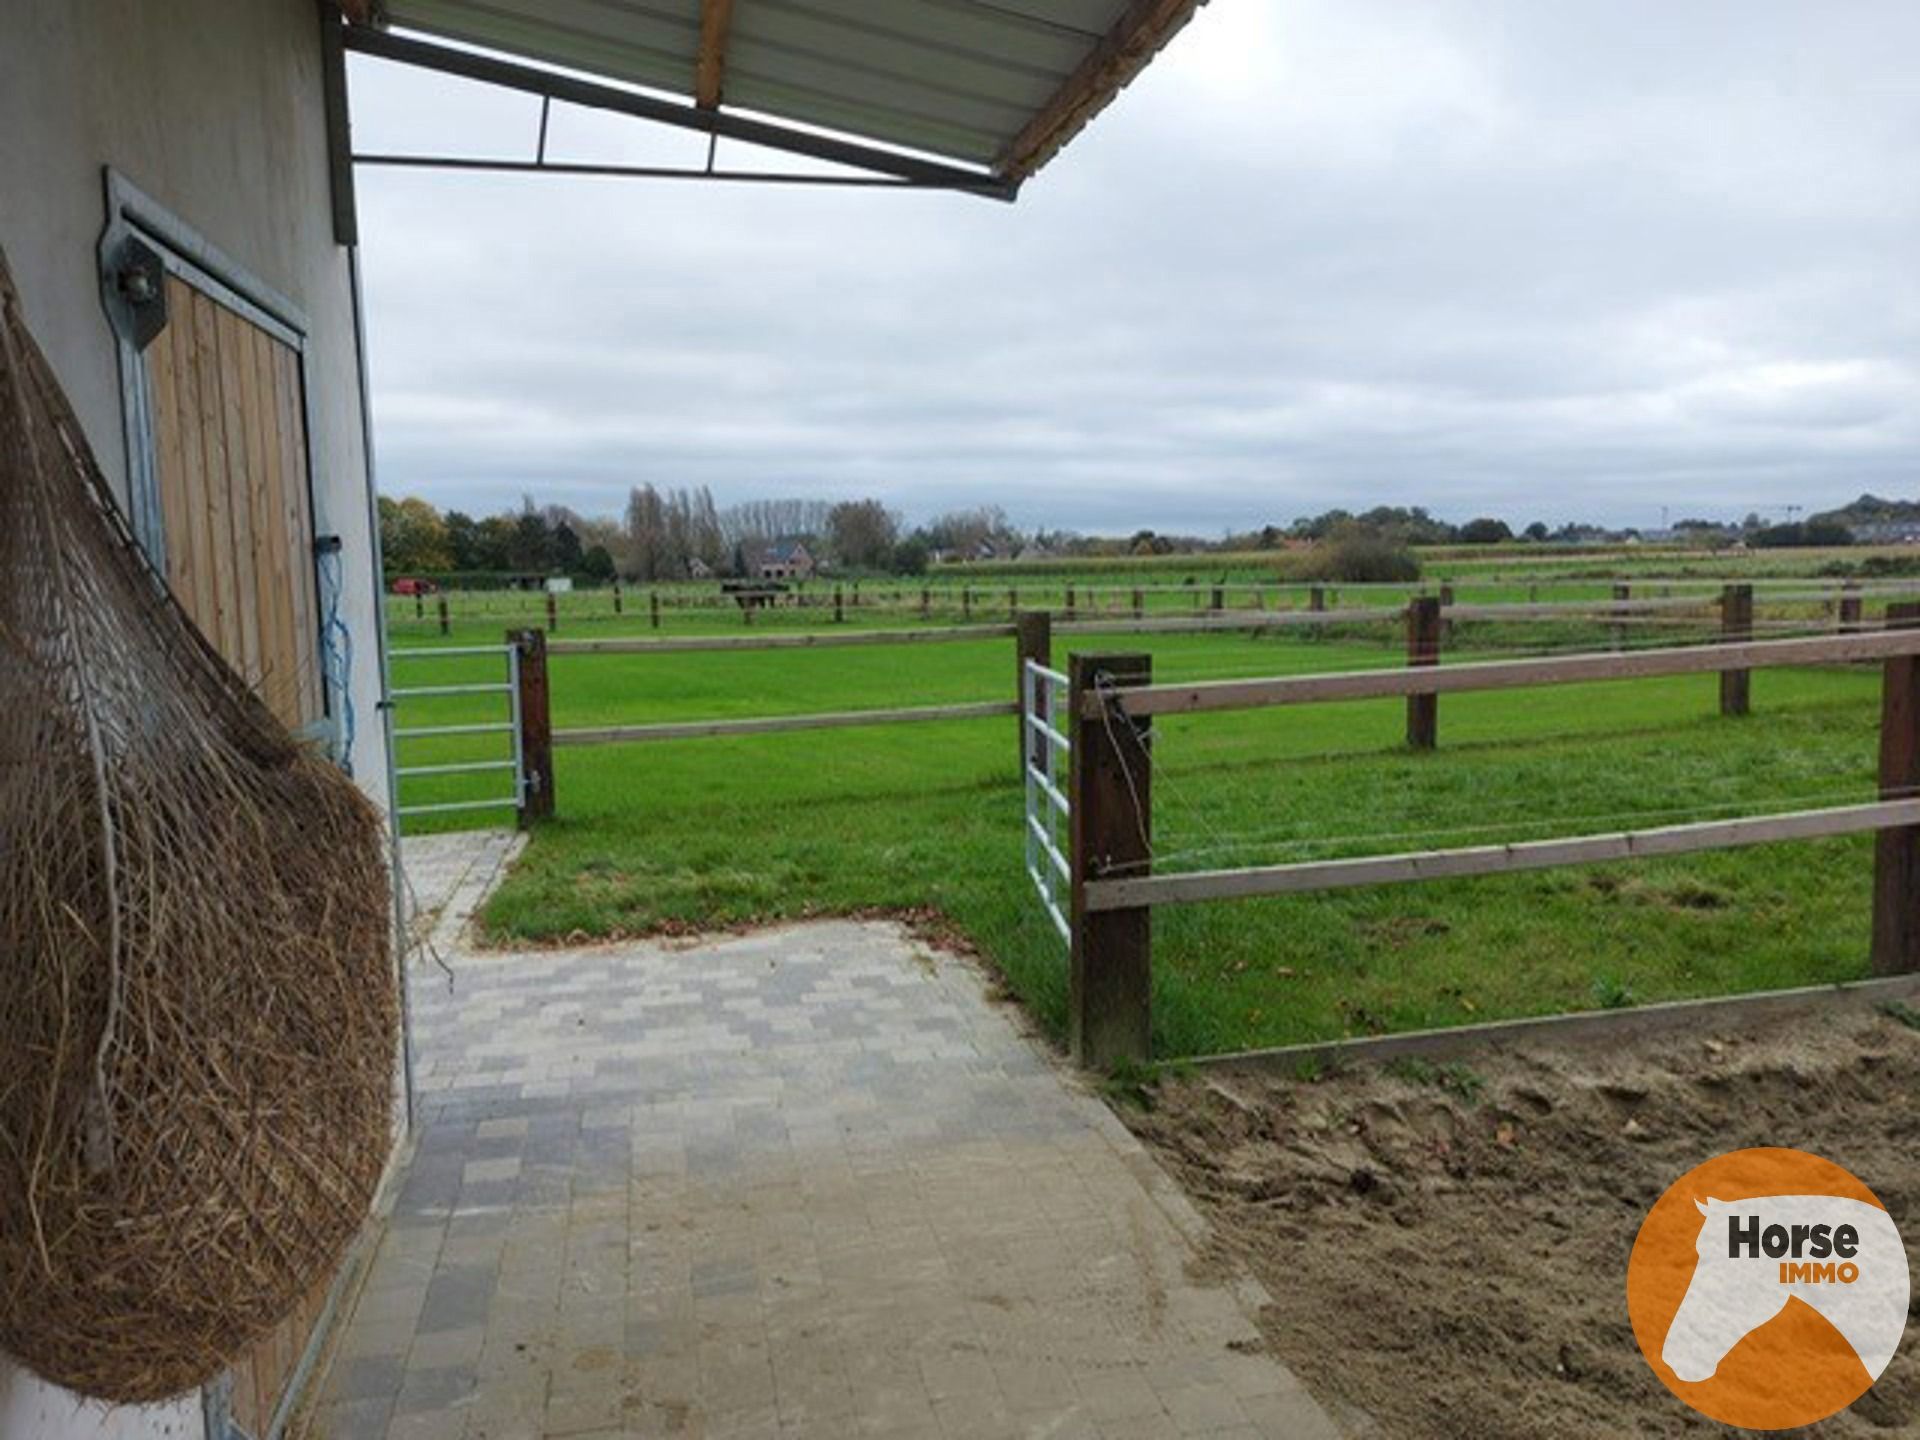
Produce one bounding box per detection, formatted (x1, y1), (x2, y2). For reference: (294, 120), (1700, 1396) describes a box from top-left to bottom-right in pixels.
(554, 701), (1017, 747)
(1088, 624), (1920, 720)
(1057, 609), (1920, 1068)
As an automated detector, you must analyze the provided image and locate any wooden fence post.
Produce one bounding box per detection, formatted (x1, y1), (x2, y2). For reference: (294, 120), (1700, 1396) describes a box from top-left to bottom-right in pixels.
(833, 585), (844, 623)
(544, 590), (558, 633)
(1069, 651), (1153, 1069)
(511, 628), (554, 826)
(1720, 583), (1753, 716)
(1873, 603), (1920, 974)
(436, 594), (450, 636)
(853, 581), (861, 608)
(1210, 585), (1224, 612)
(649, 591), (660, 630)
(1309, 585), (1325, 613)
(1406, 596), (1441, 750)
(1840, 581), (1863, 634)
(612, 582), (623, 615)
(920, 586), (931, 618)
(1611, 581), (1631, 652)
(962, 587), (972, 620)
(1009, 586), (1018, 619)
(1015, 611), (1052, 779)
(1438, 581), (1454, 643)
(1131, 588), (1144, 620)
(1065, 585), (1077, 620)
(414, 591), (425, 620)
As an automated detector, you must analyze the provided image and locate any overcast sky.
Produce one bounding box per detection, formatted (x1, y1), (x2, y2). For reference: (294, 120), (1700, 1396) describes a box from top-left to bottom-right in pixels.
(350, 1), (1920, 535)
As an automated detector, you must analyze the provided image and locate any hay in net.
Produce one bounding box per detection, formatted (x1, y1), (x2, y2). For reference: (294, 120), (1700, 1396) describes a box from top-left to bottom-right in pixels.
(0, 250), (397, 1403)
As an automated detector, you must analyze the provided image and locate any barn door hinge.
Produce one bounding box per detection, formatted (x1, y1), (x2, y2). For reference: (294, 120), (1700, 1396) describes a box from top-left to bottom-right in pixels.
(102, 234), (169, 351)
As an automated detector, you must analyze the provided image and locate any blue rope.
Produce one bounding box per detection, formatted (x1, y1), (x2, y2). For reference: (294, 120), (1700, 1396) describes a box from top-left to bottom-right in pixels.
(318, 545), (355, 774)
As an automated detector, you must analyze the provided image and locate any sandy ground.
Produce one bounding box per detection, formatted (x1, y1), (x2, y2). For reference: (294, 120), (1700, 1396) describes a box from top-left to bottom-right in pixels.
(1123, 1004), (1920, 1438)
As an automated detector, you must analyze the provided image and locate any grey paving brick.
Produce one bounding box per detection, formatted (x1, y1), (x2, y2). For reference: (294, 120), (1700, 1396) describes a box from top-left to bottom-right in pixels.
(305, 837), (1337, 1440)
(417, 1263), (498, 1335)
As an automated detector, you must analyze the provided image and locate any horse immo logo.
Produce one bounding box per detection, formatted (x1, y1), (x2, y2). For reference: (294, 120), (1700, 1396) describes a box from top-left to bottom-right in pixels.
(1629, 1147), (1910, 1430)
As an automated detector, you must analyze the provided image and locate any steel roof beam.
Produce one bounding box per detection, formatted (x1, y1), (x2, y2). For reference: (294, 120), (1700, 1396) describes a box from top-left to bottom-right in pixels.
(342, 24), (1018, 201)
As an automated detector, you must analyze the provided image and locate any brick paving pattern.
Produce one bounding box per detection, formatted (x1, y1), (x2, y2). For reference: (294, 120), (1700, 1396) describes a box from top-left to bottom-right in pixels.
(306, 835), (1335, 1439)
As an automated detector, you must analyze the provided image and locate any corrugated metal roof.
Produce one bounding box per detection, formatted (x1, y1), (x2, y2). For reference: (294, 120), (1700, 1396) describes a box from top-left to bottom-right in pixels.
(370, 0), (1204, 183)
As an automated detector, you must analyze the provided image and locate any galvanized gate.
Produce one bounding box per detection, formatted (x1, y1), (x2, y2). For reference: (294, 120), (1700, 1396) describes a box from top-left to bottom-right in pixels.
(1023, 656), (1071, 943)
(388, 643), (526, 823)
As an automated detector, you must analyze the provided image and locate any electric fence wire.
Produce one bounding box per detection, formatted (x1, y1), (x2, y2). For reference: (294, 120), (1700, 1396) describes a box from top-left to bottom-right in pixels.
(1084, 620), (1894, 879)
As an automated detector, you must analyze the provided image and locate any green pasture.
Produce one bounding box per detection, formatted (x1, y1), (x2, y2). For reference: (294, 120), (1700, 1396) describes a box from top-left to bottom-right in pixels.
(390, 609), (1891, 1059)
(380, 538), (1918, 644)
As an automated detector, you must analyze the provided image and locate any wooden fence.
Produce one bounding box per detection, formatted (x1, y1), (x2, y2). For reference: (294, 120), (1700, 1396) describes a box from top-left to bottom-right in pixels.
(1058, 607), (1920, 1068)
(396, 573), (1916, 635)
(499, 586), (1905, 830)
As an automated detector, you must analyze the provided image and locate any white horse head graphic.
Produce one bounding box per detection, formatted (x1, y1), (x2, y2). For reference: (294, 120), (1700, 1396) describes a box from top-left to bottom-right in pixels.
(1662, 1195), (1909, 1384)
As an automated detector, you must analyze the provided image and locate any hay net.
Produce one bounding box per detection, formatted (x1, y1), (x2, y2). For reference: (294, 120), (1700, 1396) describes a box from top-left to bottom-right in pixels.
(0, 250), (396, 1403)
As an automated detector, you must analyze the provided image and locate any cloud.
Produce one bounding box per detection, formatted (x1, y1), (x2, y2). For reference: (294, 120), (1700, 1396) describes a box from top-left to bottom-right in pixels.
(351, 0), (1920, 531)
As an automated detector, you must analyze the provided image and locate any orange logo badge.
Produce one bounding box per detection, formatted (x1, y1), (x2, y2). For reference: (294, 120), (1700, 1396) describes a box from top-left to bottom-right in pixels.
(1628, 1147), (1910, 1429)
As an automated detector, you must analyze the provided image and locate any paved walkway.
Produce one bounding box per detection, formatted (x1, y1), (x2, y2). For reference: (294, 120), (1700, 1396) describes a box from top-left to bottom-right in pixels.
(307, 835), (1335, 1440)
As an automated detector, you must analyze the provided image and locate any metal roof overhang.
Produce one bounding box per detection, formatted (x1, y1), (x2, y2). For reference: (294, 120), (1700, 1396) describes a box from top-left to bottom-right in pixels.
(338, 0), (1207, 201)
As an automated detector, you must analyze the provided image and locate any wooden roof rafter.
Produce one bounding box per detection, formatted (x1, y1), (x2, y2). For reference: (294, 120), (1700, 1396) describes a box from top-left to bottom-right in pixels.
(695, 0), (736, 111)
(996, 0), (1206, 183)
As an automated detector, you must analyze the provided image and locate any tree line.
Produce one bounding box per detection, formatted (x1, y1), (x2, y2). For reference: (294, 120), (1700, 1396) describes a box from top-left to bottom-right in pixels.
(377, 489), (1026, 583)
(380, 488), (1873, 583)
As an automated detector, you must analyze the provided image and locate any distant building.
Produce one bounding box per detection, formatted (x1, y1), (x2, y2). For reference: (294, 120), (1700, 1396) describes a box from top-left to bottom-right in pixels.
(688, 556), (714, 579)
(753, 538), (816, 581)
(1850, 521), (1920, 545)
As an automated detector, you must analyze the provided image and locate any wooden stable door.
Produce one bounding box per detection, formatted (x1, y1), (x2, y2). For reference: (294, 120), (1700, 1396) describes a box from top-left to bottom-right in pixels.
(144, 273), (323, 730)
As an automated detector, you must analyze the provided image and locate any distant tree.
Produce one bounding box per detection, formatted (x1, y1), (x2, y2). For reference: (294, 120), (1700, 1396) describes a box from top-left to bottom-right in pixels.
(891, 535), (930, 576)
(443, 509), (482, 570)
(474, 515), (514, 571)
(624, 485), (668, 580)
(827, 499), (901, 571)
(1522, 521), (1550, 542)
(377, 495), (453, 575)
(1127, 529), (1174, 556)
(1753, 520), (1853, 549)
(926, 505), (1019, 557)
(1458, 517), (1513, 545)
(552, 522), (584, 572)
(509, 498), (553, 571)
(580, 544), (616, 582)
(1294, 526), (1422, 583)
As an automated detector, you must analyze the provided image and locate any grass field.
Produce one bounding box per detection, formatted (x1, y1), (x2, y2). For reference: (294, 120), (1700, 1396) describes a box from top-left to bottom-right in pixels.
(391, 604), (1889, 1061)
(381, 541), (1920, 644)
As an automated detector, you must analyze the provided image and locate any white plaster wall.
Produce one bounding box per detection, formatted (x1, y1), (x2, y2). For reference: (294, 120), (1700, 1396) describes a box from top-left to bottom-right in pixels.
(0, 1380), (200, 1440)
(0, 1), (393, 1434)
(0, 0), (390, 805)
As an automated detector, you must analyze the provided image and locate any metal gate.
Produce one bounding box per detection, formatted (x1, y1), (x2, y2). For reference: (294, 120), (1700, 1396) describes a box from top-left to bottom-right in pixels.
(388, 643), (525, 822)
(1023, 657), (1071, 943)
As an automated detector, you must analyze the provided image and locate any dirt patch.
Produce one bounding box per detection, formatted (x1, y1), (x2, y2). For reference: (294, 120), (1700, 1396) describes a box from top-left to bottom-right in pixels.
(1125, 1006), (1920, 1438)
